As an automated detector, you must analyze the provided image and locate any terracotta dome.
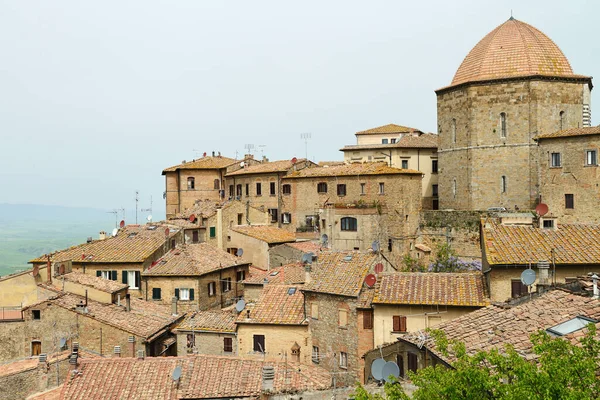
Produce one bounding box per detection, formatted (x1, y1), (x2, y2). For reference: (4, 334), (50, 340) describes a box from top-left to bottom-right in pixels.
(451, 18), (576, 87)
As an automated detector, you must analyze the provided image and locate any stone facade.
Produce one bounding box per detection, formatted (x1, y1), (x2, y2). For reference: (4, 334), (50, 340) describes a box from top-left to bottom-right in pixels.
(165, 169), (225, 219)
(237, 324), (310, 364)
(175, 330), (237, 357)
(437, 79), (592, 211)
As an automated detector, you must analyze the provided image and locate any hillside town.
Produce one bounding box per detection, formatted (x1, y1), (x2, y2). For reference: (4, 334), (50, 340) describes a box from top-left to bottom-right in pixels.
(2, 16), (600, 399)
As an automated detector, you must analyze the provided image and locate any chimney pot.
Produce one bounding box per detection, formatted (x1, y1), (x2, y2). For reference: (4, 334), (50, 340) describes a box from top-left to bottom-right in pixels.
(125, 294), (131, 312)
(304, 264), (312, 284)
(212, 151), (215, 157)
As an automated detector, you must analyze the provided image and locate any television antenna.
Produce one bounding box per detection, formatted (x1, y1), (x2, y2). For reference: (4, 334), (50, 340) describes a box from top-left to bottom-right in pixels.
(135, 190), (139, 224)
(141, 196), (153, 222)
(107, 208), (125, 228)
(258, 144), (267, 159)
(300, 133), (311, 160)
(244, 144), (254, 156)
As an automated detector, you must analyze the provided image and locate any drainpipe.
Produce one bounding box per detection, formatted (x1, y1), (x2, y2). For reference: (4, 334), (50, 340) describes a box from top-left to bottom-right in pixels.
(217, 207), (224, 250)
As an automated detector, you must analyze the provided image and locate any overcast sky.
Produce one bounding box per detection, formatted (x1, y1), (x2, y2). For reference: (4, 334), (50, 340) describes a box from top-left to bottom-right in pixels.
(1, 0), (597, 219)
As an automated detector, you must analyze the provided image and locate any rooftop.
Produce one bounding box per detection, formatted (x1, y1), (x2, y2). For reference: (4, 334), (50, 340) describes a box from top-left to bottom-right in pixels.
(341, 133), (438, 151)
(237, 285), (306, 325)
(355, 123), (423, 136)
(174, 310), (237, 333)
(30, 225), (178, 264)
(284, 241), (323, 254)
(142, 243), (245, 277)
(535, 125), (600, 140)
(482, 218), (600, 265)
(231, 225), (296, 244)
(60, 355), (331, 399)
(373, 272), (489, 307)
(245, 263), (306, 285)
(162, 155), (237, 174)
(283, 162), (421, 179)
(225, 159), (311, 177)
(59, 272), (128, 294)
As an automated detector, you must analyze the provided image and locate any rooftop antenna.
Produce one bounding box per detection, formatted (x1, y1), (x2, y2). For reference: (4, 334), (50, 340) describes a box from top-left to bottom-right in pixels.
(244, 143), (254, 156)
(141, 196), (153, 222)
(258, 144), (267, 159)
(135, 190), (139, 225)
(301, 133), (311, 160)
(107, 210), (118, 228)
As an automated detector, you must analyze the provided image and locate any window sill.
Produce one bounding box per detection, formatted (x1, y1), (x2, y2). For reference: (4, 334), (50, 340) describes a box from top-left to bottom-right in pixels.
(338, 326), (348, 330)
(584, 164), (598, 167)
(339, 365), (348, 370)
(391, 331), (407, 334)
(549, 166), (562, 169)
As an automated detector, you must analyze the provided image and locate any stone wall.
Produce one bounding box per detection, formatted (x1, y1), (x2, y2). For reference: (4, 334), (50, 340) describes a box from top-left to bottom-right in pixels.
(237, 324), (310, 364)
(175, 331), (237, 357)
(269, 244), (305, 268)
(0, 355), (73, 400)
(165, 169), (225, 218)
(0, 267), (49, 307)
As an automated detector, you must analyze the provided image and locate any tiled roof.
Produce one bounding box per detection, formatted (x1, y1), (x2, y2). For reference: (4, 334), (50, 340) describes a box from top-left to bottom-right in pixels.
(245, 263), (306, 285)
(238, 285), (306, 325)
(303, 251), (376, 297)
(373, 272), (489, 307)
(231, 225), (296, 244)
(162, 156), (237, 174)
(535, 126), (600, 140)
(449, 18), (586, 88)
(285, 241), (323, 254)
(176, 199), (224, 219)
(60, 272), (128, 294)
(402, 290), (600, 363)
(283, 162), (421, 179)
(318, 161), (346, 167)
(143, 243), (244, 276)
(30, 225), (178, 264)
(175, 310), (237, 333)
(356, 124), (423, 135)
(61, 355), (331, 399)
(27, 385), (63, 400)
(482, 218), (600, 265)
(341, 133), (439, 151)
(225, 159), (309, 177)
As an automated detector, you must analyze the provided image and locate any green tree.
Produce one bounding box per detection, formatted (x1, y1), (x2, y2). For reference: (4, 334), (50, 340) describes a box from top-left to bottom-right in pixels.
(401, 254), (425, 272)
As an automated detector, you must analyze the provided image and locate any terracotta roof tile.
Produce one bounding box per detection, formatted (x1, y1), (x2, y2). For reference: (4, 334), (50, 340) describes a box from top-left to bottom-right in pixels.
(245, 263), (306, 285)
(231, 225), (296, 244)
(283, 162), (421, 179)
(535, 125), (600, 140)
(237, 285), (306, 325)
(373, 272), (490, 307)
(285, 241), (323, 254)
(162, 156), (237, 174)
(225, 159), (311, 177)
(482, 218), (600, 265)
(142, 243), (245, 276)
(356, 124), (423, 135)
(60, 272), (128, 294)
(175, 310), (237, 333)
(341, 133), (439, 151)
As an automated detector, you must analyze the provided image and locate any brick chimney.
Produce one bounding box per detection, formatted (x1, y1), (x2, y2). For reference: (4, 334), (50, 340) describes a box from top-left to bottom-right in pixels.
(125, 294), (131, 312)
(171, 296), (178, 316)
(304, 264), (311, 284)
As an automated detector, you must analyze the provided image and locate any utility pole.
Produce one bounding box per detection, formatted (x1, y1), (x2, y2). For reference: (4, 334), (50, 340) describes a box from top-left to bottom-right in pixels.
(135, 191), (139, 225)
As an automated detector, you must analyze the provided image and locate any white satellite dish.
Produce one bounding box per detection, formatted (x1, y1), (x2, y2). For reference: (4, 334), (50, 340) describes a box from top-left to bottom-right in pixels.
(240, 161), (245, 167)
(301, 253), (313, 264)
(147, 215), (152, 222)
(372, 241), (380, 252)
(236, 248), (244, 257)
(371, 358), (386, 381)
(521, 269), (536, 286)
(172, 366), (182, 381)
(112, 228), (119, 237)
(381, 361), (400, 382)
(235, 299), (246, 313)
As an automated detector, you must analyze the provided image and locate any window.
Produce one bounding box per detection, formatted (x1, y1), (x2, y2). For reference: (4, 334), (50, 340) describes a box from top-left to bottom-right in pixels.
(229, 185), (234, 197)
(382, 139), (389, 144)
(268, 208), (278, 223)
(221, 277), (232, 292)
(378, 182), (385, 194)
(213, 179), (220, 190)
(360, 183), (365, 195)
(551, 152), (562, 167)
(256, 182), (262, 196)
(337, 184), (346, 196)
(208, 282), (216, 297)
(32, 310), (41, 320)
(282, 184), (291, 195)
(152, 288), (161, 300)
(209, 227), (216, 238)
(559, 110), (565, 130)
(237, 213), (243, 225)
(500, 112), (507, 138)
(98, 270), (111, 280)
(338, 309), (348, 327)
(171, 239), (176, 250)
(245, 183), (249, 196)
(565, 194), (574, 209)
(388, 238), (393, 252)
(236, 184), (242, 197)
(317, 182), (328, 193)
(311, 303), (319, 319)
(312, 346), (320, 363)
(363, 310), (373, 330)
(401, 159), (409, 169)
(391, 138), (397, 144)
(586, 150), (597, 166)
(339, 352), (348, 369)
(186, 334), (195, 352)
(187, 177), (195, 189)
(270, 182), (276, 195)
(511, 279), (528, 298)
(432, 184), (438, 197)
(501, 175), (507, 193)
(281, 212), (291, 224)
(192, 230), (199, 243)
(451, 118), (456, 143)
(224, 337), (233, 353)
(288, 287), (297, 295)
(542, 219), (555, 229)
(340, 217), (357, 232)
(175, 288), (194, 301)
(253, 335), (265, 353)
(31, 341), (41, 356)
(236, 270), (245, 282)
(432, 159), (438, 173)
(393, 315), (407, 333)
(123, 271), (141, 290)
(547, 316), (598, 337)
(452, 178), (457, 198)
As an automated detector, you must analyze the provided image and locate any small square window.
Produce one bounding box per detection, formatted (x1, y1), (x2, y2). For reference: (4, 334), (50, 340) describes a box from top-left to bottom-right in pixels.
(268, 209), (278, 223)
(32, 310), (41, 320)
(339, 352), (348, 369)
(179, 288), (190, 301)
(390, 138), (396, 144)
(152, 288), (161, 300)
(208, 282), (216, 296)
(287, 287), (297, 295)
(224, 337), (233, 353)
(337, 184), (346, 196)
(236, 270), (246, 282)
(401, 160), (409, 169)
(381, 139), (388, 144)
(379, 182), (385, 194)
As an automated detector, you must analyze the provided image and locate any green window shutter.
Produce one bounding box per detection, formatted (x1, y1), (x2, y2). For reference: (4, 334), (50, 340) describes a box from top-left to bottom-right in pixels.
(189, 288), (194, 301)
(122, 271), (128, 284)
(96, 271), (102, 278)
(210, 227), (216, 238)
(111, 271), (117, 281)
(174, 288), (180, 299)
(135, 271), (141, 289)
(152, 288), (161, 300)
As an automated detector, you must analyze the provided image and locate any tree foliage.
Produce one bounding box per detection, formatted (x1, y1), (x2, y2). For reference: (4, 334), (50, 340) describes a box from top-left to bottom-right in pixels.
(428, 243), (481, 272)
(355, 325), (600, 399)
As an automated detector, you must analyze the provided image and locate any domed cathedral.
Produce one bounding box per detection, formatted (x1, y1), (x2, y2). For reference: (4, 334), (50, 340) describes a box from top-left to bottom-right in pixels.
(436, 17), (593, 211)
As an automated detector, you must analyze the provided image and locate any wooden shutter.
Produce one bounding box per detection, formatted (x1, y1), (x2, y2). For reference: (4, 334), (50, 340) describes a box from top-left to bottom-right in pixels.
(175, 288), (180, 299)
(111, 271), (117, 281)
(400, 316), (407, 332)
(152, 288), (161, 300)
(363, 310), (373, 330)
(393, 315), (401, 332)
(96, 271), (102, 278)
(224, 337), (233, 352)
(134, 271), (141, 289)
(122, 271), (128, 284)
(189, 288), (195, 301)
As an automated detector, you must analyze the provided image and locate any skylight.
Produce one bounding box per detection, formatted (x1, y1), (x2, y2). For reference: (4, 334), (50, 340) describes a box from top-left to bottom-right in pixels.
(288, 287), (296, 295)
(269, 271), (279, 276)
(546, 316), (597, 336)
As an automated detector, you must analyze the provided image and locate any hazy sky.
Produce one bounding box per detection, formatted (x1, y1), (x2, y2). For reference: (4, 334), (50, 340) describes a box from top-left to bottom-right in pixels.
(1, 0), (597, 218)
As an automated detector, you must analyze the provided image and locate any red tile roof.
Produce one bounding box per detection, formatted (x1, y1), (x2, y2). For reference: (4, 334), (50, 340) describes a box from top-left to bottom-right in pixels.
(174, 310), (237, 333)
(237, 285), (306, 325)
(535, 126), (600, 140)
(231, 225), (296, 244)
(60, 272), (128, 294)
(285, 241), (323, 254)
(245, 263), (306, 285)
(162, 156), (237, 174)
(355, 124), (423, 136)
(341, 133), (439, 151)
(225, 159), (310, 177)
(373, 272), (489, 307)
(283, 162), (421, 179)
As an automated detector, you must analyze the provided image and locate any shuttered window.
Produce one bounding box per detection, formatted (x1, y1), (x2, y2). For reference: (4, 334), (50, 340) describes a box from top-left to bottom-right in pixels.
(224, 337), (233, 353)
(363, 310), (373, 330)
(152, 288), (161, 300)
(393, 315), (407, 332)
(253, 335), (265, 352)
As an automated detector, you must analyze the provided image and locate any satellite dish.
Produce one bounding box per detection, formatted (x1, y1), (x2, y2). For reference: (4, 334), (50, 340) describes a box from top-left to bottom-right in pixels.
(365, 274), (377, 288)
(374, 263), (384, 274)
(371, 358), (386, 381)
(240, 161), (245, 167)
(521, 269), (536, 286)
(112, 228), (119, 237)
(172, 366), (182, 381)
(32, 265), (39, 277)
(236, 248), (244, 257)
(147, 215), (152, 222)
(321, 234), (328, 244)
(59, 338), (67, 348)
(372, 241), (380, 252)
(235, 299), (246, 312)
(189, 214), (196, 223)
(291, 157), (298, 164)
(165, 228), (170, 237)
(119, 220), (125, 228)
(203, 152), (207, 157)
(301, 253), (312, 264)
(381, 361), (400, 382)
(535, 203), (549, 217)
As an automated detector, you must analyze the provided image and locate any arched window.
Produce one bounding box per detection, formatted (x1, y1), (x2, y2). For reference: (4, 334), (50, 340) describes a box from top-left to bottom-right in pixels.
(213, 179), (220, 190)
(500, 113), (507, 138)
(451, 119), (457, 143)
(317, 182), (328, 194)
(187, 177), (195, 190)
(501, 175), (507, 193)
(340, 217), (358, 232)
(559, 111), (565, 131)
(452, 178), (457, 199)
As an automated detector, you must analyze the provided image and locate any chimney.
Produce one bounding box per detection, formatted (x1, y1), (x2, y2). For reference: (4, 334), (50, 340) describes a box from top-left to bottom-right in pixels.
(76, 300), (86, 313)
(128, 336), (135, 357)
(114, 346), (121, 357)
(137, 350), (145, 360)
(125, 294), (131, 312)
(537, 260), (550, 286)
(212, 151), (215, 157)
(99, 231), (107, 240)
(592, 274), (599, 299)
(69, 354), (79, 371)
(117, 293), (121, 306)
(172, 296), (178, 316)
(262, 365), (275, 391)
(304, 264), (312, 284)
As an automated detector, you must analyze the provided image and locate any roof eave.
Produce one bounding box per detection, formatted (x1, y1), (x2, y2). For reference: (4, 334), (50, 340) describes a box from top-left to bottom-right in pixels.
(436, 74), (593, 95)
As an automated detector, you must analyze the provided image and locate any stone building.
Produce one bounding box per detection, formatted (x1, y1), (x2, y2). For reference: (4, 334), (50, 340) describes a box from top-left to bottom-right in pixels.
(340, 124), (439, 209)
(236, 285), (309, 365)
(282, 162), (422, 252)
(535, 126), (600, 223)
(229, 225), (296, 269)
(172, 310), (238, 357)
(243, 263), (306, 302)
(268, 241), (322, 268)
(437, 17), (593, 211)
(142, 243), (250, 311)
